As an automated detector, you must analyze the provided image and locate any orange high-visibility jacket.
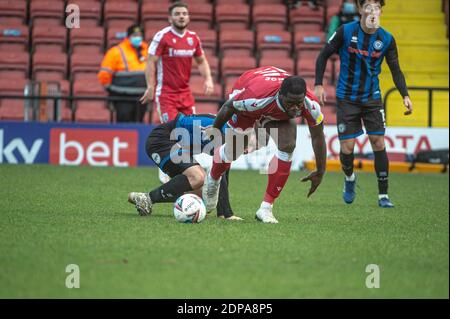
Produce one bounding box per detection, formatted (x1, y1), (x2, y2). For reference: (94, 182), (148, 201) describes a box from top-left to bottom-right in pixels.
(98, 38), (149, 95)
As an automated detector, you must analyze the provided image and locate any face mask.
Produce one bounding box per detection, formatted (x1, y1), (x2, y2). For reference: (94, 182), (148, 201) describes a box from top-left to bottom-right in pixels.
(363, 4), (381, 29)
(342, 3), (357, 15)
(130, 36), (143, 48)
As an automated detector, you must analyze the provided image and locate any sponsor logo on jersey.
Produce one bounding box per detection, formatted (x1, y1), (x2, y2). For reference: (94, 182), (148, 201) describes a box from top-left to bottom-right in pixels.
(168, 48), (196, 57)
(351, 36), (358, 43)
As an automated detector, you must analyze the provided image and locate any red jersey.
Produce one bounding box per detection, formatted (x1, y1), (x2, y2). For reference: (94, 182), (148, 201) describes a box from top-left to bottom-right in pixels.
(228, 66), (324, 129)
(148, 26), (203, 97)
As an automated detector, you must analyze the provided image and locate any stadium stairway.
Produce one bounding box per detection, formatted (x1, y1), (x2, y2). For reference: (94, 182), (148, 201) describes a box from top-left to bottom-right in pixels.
(379, 0), (449, 127)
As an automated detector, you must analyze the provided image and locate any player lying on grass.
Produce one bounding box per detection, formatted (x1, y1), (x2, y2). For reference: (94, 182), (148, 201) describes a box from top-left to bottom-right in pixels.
(202, 66), (327, 224)
(128, 113), (243, 220)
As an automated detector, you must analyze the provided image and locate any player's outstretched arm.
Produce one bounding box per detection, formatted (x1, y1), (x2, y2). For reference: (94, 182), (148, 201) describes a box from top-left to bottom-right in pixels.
(301, 122), (327, 197)
(212, 98), (236, 130)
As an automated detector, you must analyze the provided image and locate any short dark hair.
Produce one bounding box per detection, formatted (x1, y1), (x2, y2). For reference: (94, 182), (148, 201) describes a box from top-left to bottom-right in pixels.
(357, 0), (385, 8)
(280, 76), (306, 96)
(169, 2), (188, 15)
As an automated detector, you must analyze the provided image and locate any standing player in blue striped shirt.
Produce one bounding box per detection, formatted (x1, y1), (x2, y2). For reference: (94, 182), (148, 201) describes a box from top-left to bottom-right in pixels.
(314, 0), (413, 208)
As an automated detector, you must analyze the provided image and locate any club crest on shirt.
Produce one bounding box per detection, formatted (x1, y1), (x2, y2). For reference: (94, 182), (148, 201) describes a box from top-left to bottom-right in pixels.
(373, 40), (383, 50)
(187, 37), (194, 46)
(172, 38), (177, 44)
(338, 123), (346, 133)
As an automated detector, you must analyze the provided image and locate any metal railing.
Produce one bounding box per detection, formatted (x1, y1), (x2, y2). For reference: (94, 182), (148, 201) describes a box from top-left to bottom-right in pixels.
(383, 86), (449, 127)
(0, 95), (223, 123)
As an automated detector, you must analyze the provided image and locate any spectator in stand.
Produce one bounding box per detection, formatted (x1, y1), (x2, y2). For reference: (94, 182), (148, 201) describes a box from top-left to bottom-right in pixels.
(98, 25), (149, 123)
(327, 0), (360, 41)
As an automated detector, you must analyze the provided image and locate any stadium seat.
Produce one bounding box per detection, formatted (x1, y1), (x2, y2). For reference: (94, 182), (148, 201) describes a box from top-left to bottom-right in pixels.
(289, 5), (324, 32)
(66, 0), (101, 27)
(195, 29), (217, 56)
(253, 4), (287, 32)
(0, 24), (29, 51)
(257, 30), (292, 58)
(259, 57), (295, 75)
(195, 102), (219, 115)
(0, 0), (27, 25)
(320, 105), (337, 125)
(221, 56), (257, 78)
(188, 3), (213, 30)
(144, 21), (170, 41)
(215, 3), (250, 31)
(294, 31), (325, 53)
(190, 75), (222, 100)
(70, 26), (104, 54)
(72, 79), (110, 123)
(0, 51), (29, 79)
(32, 25), (67, 53)
(70, 52), (103, 82)
(141, 2), (168, 27)
(30, 0), (65, 26)
(0, 77), (28, 121)
(192, 54), (219, 80)
(32, 51), (67, 81)
(106, 27), (128, 49)
(219, 30), (254, 57)
(103, 1), (138, 28)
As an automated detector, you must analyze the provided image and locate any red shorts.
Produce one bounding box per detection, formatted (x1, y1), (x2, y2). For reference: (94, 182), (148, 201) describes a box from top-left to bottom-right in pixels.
(155, 92), (195, 123)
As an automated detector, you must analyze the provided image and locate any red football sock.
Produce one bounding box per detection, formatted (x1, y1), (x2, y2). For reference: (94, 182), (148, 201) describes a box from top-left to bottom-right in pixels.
(210, 146), (231, 180)
(263, 155), (292, 204)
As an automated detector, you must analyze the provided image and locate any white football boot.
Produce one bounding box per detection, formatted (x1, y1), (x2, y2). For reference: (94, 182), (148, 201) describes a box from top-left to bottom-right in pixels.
(202, 171), (222, 213)
(255, 205), (279, 224)
(158, 168), (171, 184)
(128, 192), (153, 216)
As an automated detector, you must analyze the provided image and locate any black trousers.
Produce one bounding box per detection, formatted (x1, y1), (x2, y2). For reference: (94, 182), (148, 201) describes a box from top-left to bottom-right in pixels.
(111, 95), (147, 123)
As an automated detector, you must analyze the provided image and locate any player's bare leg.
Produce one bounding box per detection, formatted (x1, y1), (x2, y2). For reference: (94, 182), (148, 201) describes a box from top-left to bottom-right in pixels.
(256, 119), (296, 224)
(340, 138), (357, 204)
(368, 135), (393, 208)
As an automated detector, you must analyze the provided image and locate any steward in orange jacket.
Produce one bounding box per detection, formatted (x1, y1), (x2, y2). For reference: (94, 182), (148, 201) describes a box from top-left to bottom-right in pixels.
(98, 25), (149, 122)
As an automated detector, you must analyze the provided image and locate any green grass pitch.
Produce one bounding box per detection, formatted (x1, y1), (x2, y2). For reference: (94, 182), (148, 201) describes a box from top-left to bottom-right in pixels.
(0, 164), (448, 298)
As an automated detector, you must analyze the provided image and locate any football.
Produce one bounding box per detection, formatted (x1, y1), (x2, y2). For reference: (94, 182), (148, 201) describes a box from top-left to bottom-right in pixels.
(173, 194), (207, 223)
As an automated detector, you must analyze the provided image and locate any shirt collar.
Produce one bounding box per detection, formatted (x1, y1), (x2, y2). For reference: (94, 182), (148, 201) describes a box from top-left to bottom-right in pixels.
(171, 26), (186, 38)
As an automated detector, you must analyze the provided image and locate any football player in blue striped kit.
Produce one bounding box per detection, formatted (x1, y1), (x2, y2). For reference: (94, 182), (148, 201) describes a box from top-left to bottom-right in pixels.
(314, 0), (413, 208)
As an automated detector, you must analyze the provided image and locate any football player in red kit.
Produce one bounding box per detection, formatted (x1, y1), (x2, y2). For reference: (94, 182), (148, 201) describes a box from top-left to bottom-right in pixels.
(203, 66), (327, 223)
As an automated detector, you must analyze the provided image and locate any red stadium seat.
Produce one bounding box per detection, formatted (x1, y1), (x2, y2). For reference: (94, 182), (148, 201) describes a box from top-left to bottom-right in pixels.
(195, 102), (219, 115)
(106, 27), (128, 49)
(215, 4), (250, 31)
(144, 21), (170, 41)
(190, 75), (222, 100)
(321, 105), (337, 125)
(70, 52), (103, 82)
(103, 1), (138, 28)
(0, 78), (28, 121)
(253, 0), (284, 3)
(32, 25), (67, 53)
(0, 0), (27, 25)
(0, 51), (29, 79)
(294, 31), (325, 53)
(70, 26), (104, 54)
(188, 3), (213, 29)
(72, 79), (110, 123)
(221, 56), (257, 78)
(195, 29), (217, 56)
(141, 2), (167, 28)
(66, 0), (101, 27)
(32, 51), (67, 81)
(0, 24), (29, 51)
(297, 52), (332, 79)
(259, 57), (295, 75)
(257, 30), (292, 58)
(253, 4), (287, 32)
(289, 5), (324, 32)
(30, 0), (65, 26)
(192, 54), (219, 79)
(220, 30), (254, 57)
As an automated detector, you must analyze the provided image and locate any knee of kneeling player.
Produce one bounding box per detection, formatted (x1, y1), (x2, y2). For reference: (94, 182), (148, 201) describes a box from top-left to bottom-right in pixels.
(186, 168), (206, 189)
